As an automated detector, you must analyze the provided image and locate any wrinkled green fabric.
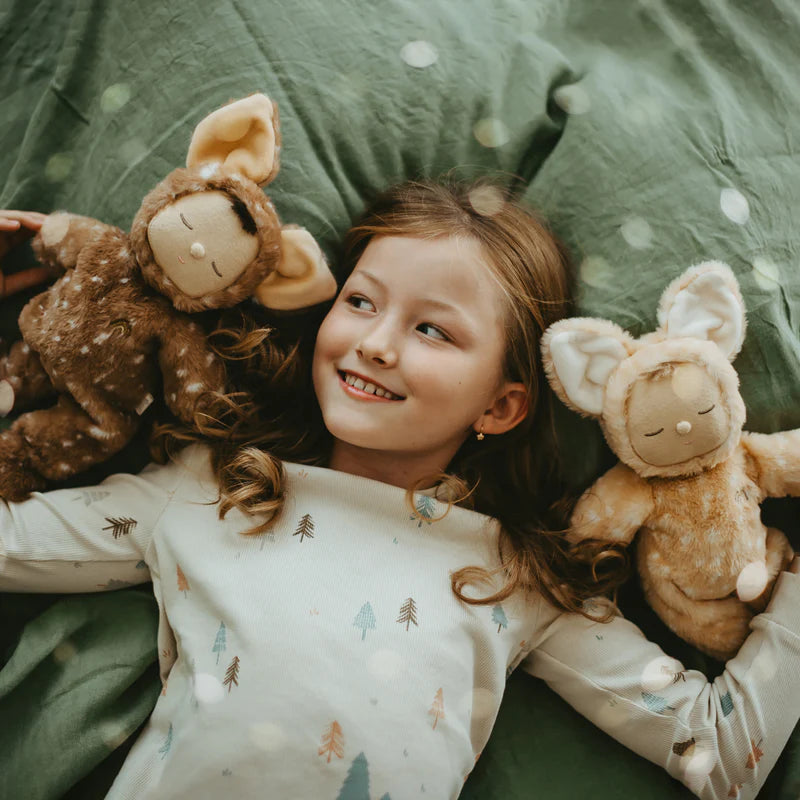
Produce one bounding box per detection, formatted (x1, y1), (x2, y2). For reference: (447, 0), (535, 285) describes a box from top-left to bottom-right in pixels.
(1, 0), (798, 797)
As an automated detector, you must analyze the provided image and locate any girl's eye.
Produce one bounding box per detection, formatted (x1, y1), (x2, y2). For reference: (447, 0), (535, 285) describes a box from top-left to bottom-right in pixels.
(417, 322), (450, 341)
(345, 294), (375, 312)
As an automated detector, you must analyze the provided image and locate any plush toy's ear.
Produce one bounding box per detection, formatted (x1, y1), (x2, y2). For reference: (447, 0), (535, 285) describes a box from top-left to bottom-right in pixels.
(186, 93), (280, 186)
(656, 261), (746, 360)
(541, 318), (635, 417)
(253, 226), (338, 310)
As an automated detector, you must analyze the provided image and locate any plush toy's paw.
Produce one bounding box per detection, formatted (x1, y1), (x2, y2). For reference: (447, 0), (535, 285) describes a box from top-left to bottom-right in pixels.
(0, 430), (46, 501)
(0, 380), (15, 417)
(736, 560), (769, 603)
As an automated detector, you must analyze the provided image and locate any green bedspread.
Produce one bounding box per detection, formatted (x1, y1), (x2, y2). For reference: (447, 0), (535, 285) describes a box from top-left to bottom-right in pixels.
(1, 0), (798, 797)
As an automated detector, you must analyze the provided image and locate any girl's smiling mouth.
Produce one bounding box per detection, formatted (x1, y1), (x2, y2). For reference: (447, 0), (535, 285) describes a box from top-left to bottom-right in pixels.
(337, 370), (404, 401)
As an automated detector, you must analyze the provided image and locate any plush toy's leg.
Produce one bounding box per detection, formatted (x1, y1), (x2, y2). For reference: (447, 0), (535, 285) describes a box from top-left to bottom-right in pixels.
(745, 527), (795, 614)
(0, 395), (138, 502)
(640, 573), (753, 662)
(0, 340), (57, 414)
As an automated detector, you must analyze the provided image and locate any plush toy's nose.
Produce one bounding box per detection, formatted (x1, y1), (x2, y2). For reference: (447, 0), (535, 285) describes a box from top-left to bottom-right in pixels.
(676, 420), (692, 435)
(190, 242), (206, 259)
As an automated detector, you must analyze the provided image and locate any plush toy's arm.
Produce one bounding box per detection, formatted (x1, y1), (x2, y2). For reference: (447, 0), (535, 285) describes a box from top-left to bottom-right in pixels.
(568, 462), (654, 545)
(741, 429), (800, 498)
(31, 212), (113, 272)
(157, 317), (226, 427)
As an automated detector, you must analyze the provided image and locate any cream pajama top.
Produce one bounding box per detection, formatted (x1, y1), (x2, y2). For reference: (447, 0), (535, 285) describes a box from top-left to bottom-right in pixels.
(1, 443), (798, 800)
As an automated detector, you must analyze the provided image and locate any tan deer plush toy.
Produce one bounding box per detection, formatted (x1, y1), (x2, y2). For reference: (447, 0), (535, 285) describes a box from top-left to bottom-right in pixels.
(0, 93), (336, 501)
(542, 261), (799, 660)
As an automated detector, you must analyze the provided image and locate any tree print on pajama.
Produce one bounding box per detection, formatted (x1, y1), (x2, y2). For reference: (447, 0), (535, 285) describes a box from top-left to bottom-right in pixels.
(318, 721), (345, 763)
(353, 602), (376, 641)
(294, 513), (315, 541)
(396, 598), (418, 631)
(213, 621), (227, 664)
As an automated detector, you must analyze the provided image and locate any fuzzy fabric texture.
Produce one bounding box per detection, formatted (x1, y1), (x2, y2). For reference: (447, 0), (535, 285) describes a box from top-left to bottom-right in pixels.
(544, 262), (799, 660)
(0, 211), (230, 500)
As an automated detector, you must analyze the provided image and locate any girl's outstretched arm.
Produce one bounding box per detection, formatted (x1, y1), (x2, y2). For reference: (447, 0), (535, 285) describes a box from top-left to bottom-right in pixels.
(521, 561), (800, 800)
(0, 444), (195, 593)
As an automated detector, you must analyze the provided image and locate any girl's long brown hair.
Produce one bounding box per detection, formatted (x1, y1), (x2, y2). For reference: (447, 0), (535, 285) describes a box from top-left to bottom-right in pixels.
(152, 178), (629, 620)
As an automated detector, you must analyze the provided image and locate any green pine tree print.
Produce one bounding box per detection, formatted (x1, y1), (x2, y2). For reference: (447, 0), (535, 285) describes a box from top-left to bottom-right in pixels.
(396, 597), (419, 631)
(721, 691), (734, 717)
(96, 578), (134, 590)
(336, 752), (370, 800)
(72, 490), (110, 506)
(491, 604), (508, 633)
(410, 494), (437, 527)
(353, 602), (377, 641)
(642, 691), (676, 713)
(213, 621), (227, 665)
(294, 513), (315, 542)
(158, 723), (173, 759)
(102, 516), (137, 538)
(223, 656), (240, 692)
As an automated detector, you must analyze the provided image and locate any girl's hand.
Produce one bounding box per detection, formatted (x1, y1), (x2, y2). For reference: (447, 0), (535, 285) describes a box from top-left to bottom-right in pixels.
(0, 210), (53, 299)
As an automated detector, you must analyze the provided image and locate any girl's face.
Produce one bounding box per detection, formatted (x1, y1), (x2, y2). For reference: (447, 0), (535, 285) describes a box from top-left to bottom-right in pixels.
(312, 235), (519, 477)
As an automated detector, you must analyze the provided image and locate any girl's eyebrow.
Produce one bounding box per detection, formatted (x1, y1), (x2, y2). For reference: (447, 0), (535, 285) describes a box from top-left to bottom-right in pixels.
(356, 270), (463, 316)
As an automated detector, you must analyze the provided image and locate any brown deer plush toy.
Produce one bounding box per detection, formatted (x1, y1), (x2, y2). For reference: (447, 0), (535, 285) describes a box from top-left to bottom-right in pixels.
(542, 262), (799, 660)
(0, 93), (336, 501)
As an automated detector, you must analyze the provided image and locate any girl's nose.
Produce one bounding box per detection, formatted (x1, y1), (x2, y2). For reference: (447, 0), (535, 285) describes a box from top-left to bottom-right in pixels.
(356, 325), (398, 367)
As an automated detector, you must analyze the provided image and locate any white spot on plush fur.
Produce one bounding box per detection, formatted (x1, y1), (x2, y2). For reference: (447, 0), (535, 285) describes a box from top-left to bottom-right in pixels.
(186, 383), (204, 393)
(73, 284), (82, 291)
(206, 353), (215, 365)
(57, 463), (71, 474)
(737, 561), (768, 602)
(200, 163), (219, 179)
(21, 343), (29, 354)
(133, 354), (145, 364)
(91, 276), (102, 283)
(80, 346), (89, 354)
(178, 348), (187, 357)
(119, 248), (129, 258)
(94, 332), (111, 345)
(99, 259), (108, 265)
(89, 426), (114, 440)
(120, 277), (129, 284)
(176, 369), (188, 378)
(54, 336), (61, 342)
(63, 440), (74, 447)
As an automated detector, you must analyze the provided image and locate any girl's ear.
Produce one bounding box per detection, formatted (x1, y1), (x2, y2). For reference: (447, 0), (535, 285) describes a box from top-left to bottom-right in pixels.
(186, 93), (281, 186)
(656, 261), (746, 360)
(541, 318), (634, 417)
(253, 226), (338, 310)
(477, 382), (529, 436)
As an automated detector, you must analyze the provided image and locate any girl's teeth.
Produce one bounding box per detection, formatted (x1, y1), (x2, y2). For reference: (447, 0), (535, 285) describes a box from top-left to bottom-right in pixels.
(342, 372), (399, 399)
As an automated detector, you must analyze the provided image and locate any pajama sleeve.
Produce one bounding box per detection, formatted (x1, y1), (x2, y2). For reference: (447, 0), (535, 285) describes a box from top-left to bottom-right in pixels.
(0, 449), (193, 593)
(520, 571), (800, 800)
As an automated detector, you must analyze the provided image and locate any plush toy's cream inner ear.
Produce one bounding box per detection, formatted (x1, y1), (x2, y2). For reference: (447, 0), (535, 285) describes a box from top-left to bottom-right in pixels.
(660, 265), (745, 359)
(548, 329), (629, 416)
(186, 94), (279, 185)
(253, 227), (338, 310)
